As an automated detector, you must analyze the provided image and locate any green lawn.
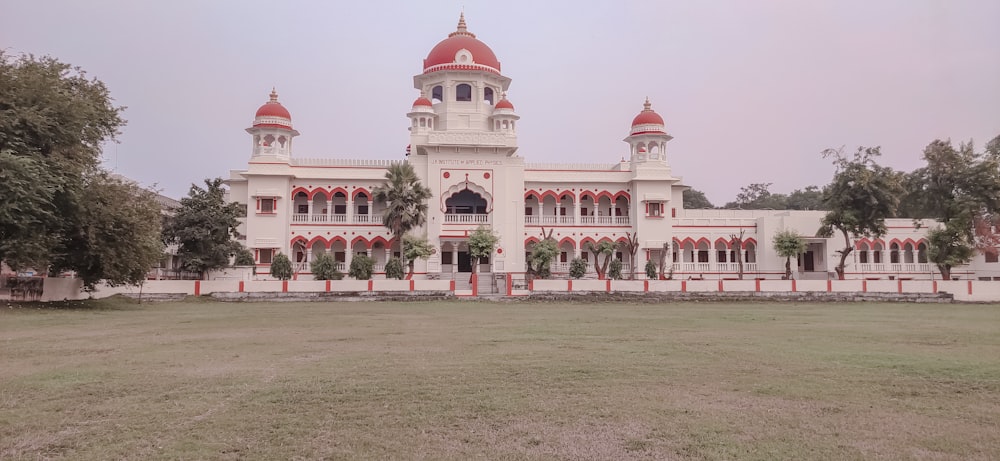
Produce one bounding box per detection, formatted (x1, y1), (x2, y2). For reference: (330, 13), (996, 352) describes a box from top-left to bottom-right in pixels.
(2, 298), (998, 460)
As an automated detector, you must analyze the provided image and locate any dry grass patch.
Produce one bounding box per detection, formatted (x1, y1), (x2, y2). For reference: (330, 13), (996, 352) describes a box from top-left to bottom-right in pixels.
(1, 297), (998, 460)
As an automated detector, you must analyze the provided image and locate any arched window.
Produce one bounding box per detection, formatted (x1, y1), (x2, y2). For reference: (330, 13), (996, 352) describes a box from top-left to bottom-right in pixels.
(917, 242), (928, 263)
(456, 84), (472, 102)
(857, 242), (870, 264)
(903, 243), (915, 264)
(419, 118), (426, 127)
(484, 87), (495, 105)
(890, 243), (900, 264)
(431, 86), (443, 103)
(445, 189), (487, 214)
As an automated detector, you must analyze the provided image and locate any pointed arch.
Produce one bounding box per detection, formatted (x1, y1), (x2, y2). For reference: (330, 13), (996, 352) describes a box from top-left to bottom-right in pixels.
(855, 237), (873, 250)
(714, 237), (731, 249)
(557, 236), (576, 248)
(369, 236), (390, 250)
(612, 191), (631, 202)
(579, 237), (597, 249)
(741, 237), (757, 250)
(524, 236), (540, 246)
(329, 186), (349, 198)
(290, 236), (308, 247)
(307, 236), (329, 249)
(291, 187), (310, 199)
(328, 236), (347, 247)
(441, 181), (493, 212)
(350, 236), (369, 248)
(352, 188), (371, 201)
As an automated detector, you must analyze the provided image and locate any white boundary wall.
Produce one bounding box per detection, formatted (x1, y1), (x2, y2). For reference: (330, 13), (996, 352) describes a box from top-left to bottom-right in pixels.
(33, 277), (1000, 302)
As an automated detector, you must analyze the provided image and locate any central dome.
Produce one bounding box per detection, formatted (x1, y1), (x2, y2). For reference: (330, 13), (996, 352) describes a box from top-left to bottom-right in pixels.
(423, 13), (501, 74)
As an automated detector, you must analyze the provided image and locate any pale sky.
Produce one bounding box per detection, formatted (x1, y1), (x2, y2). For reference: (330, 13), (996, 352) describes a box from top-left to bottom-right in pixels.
(2, 1), (998, 205)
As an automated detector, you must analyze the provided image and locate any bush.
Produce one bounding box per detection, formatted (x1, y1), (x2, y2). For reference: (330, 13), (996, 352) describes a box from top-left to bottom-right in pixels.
(348, 254), (374, 280)
(385, 257), (404, 280)
(608, 259), (623, 280)
(270, 253), (293, 280)
(645, 260), (657, 279)
(234, 247), (255, 266)
(569, 258), (588, 279)
(310, 253), (343, 280)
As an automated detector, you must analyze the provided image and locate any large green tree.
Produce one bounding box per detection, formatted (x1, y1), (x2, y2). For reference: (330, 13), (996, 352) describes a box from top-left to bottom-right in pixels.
(1, 52), (166, 288)
(817, 146), (903, 279)
(901, 137), (1000, 279)
(467, 226), (498, 281)
(402, 235), (434, 279)
(372, 162), (432, 270)
(51, 173), (164, 289)
(682, 188), (714, 209)
(163, 178), (244, 279)
(772, 230), (807, 280)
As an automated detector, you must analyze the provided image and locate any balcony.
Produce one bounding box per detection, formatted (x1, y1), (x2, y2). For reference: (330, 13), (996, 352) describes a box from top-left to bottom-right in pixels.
(443, 214), (490, 224)
(526, 216), (631, 226)
(291, 213), (354, 224)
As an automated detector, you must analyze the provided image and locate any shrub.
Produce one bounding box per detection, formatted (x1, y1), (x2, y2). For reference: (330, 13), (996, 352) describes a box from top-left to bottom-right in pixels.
(608, 259), (623, 280)
(645, 260), (657, 279)
(348, 254), (374, 280)
(270, 253), (293, 280)
(310, 253), (343, 280)
(569, 258), (588, 279)
(234, 247), (255, 266)
(385, 257), (404, 280)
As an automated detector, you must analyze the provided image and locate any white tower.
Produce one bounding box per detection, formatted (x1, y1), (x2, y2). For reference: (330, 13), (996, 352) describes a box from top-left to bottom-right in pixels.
(624, 98), (673, 168)
(246, 89), (299, 161)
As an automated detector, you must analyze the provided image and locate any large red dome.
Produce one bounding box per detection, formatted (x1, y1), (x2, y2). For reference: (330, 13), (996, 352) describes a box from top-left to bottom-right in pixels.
(630, 98), (665, 134)
(253, 89), (292, 129)
(423, 14), (501, 74)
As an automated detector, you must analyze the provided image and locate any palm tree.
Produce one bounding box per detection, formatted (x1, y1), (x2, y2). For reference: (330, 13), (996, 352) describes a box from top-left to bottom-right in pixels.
(772, 230), (807, 280)
(372, 162), (431, 275)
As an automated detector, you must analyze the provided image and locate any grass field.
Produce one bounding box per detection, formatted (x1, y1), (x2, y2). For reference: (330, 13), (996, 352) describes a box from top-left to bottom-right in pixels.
(1, 298), (999, 460)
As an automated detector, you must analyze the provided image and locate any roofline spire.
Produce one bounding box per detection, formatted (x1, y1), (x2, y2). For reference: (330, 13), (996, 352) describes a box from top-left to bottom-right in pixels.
(449, 11), (476, 38)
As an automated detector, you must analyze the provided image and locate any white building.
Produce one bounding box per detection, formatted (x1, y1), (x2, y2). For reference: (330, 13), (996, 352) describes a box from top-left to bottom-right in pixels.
(226, 14), (999, 283)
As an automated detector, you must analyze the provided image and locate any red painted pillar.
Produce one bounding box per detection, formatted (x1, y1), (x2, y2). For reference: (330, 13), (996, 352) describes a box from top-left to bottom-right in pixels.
(472, 273), (478, 296)
(282, 280), (288, 293)
(718, 280), (724, 292)
(450, 280), (455, 292)
(194, 280), (201, 296)
(897, 279), (903, 293)
(755, 279), (761, 292)
(681, 280), (687, 292)
(606, 280), (611, 293)
(644, 280), (649, 292)
(368, 280), (374, 292)
(507, 273), (513, 296)
(968, 280), (973, 295)
(826, 279), (832, 292)
(862, 279), (868, 292)
(326, 280), (331, 292)
(409, 279), (415, 291)
(568, 280), (573, 292)
(791, 279), (797, 292)
(932, 280), (938, 293)
(238, 280), (244, 292)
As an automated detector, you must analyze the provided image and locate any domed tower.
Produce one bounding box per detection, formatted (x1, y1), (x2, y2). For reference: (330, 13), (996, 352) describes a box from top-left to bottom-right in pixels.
(247, 89), (299, 161)
(409, 13), (518, 156)
(624, 98), (673, 168)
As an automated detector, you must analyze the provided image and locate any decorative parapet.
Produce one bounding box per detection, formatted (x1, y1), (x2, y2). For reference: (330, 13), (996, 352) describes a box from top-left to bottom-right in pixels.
(427, 131), (512, 146)
(525, 162), (621, 171)
(291, 158), (400, 167)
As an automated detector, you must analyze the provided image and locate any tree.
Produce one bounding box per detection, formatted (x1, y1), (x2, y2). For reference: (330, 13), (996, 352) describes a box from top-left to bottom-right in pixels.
(384, 257), (404, 280)
(234, 247), (255, 266)
(270, 253), (293, 280)
(772, 230), (807, 280)
(682, 188), (713, 209)
(902, 137), (1000, 278)
(0, 52), (139, 281)
(622, 232), (640, 279)
(785, 186), (827, 211)
(50, 173), (164, 289)
(585, 240), (616, 279)
(349, 254), (374, 280)
(402, 235), (434, 279)
(569, 258), (588, 279)
(729, 230), (746, 280)
(372, 162), (431, 270)
(310, 253), (342, 280)
(816, 146), (902, 279)
(467, 226), (498, 281)
(527, 238), (558, 279)
(163, 178), (244, 279)
(724, 183), (787, 209)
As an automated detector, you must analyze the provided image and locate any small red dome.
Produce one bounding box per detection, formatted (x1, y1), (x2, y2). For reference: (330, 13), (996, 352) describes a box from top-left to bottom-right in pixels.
(254, 89), (292, 128)
(412, 96), (433, 107)
(495, 98), (514, 110)
(423, 14), (501, 74)
(630, 98), (665, 134)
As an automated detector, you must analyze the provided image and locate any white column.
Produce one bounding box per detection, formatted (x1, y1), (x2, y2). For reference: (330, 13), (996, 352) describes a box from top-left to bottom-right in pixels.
(574, 200), (581, 225)
(347, 198), (354, 223)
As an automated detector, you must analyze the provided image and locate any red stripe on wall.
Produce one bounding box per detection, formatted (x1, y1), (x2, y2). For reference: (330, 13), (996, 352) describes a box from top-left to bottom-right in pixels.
(568, 280), (573, 292)
(606, 280), (611, 293)
(791, 279), (797, 292)
(932, 281), (938, 293)
(755, 279), (760, 292)
(968, 280), (973, 295)
(644, 280), (649, 292)
(326, 280), (331, 292)
(826, 279), (832, 292)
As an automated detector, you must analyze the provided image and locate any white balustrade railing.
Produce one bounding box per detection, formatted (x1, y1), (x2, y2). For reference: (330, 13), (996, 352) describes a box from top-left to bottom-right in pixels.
(373, 264), (385, 273)
(312, 214), (328, 223)
(353, 214), (373, 224)
(292, 213), (309, 223)
(444, 214), (490, 224)
(558, 216), (575, 225)
(293, 262), (308, 272)
(614, 216), (630, 225)
(331, 214), (347, 223)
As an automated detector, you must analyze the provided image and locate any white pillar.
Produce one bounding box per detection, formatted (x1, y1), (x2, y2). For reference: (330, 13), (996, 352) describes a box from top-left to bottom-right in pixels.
(347, 198), (354, 223)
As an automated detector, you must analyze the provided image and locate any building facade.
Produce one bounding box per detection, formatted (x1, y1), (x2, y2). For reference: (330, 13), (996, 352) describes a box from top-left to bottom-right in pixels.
(226, 15), (999, 283)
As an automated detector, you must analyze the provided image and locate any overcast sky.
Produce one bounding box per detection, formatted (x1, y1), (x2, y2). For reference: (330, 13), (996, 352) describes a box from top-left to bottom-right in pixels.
(3, 1), (998, 205)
